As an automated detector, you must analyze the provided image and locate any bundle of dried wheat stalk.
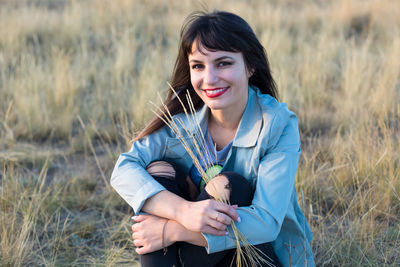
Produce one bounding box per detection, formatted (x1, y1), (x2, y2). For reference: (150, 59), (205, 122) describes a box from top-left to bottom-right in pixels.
(150, 84), (275, 267)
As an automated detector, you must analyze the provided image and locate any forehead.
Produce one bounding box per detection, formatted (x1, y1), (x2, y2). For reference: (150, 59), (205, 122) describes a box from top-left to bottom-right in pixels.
(189, 41), (242, 60)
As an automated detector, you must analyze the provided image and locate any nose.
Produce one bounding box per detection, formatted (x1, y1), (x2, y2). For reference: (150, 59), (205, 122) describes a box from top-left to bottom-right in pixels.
(203, 66), (218, 85)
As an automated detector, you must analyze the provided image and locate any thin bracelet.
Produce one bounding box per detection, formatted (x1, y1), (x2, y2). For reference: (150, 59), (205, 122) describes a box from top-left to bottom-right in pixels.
(162, 219), (169, 255)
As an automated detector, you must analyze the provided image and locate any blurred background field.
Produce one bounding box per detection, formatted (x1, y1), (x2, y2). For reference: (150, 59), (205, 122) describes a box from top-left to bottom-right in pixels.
(0, 0), (399, 266)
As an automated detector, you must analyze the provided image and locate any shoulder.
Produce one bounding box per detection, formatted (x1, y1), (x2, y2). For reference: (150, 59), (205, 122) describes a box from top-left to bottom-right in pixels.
(134, 123), (174, 149)
(254, 89), (296, 119)
(253, 89), (297, 128)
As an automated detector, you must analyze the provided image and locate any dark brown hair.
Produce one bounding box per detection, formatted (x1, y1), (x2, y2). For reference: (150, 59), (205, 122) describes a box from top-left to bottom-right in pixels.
(133, 10), (278, 142)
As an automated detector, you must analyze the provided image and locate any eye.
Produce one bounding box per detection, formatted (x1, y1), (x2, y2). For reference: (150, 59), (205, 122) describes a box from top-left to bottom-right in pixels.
(217, 61), (232, 67)
(191, 64), (204, 70)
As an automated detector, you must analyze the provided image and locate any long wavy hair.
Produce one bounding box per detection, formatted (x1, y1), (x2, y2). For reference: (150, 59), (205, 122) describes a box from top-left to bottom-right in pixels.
(133, 10), (278, 142)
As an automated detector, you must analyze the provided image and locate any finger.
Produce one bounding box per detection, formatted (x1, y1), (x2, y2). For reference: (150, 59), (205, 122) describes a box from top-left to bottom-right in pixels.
(133, 239), (143, 247)
(202, 225), (228, 236)
(132, 221), (143, 232)
(212, 212), (232, 226)
(136, 246), (147, 255)
(214, 201), (239, 221)
(132, 214), (148, 222)
(207, 218), (228, 231)
(132, 232), (140, 240)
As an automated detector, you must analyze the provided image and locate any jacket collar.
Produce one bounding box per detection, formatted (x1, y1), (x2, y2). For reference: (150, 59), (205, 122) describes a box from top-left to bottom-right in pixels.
(232, 86), (262, 147)
(190, 86), (262, 148)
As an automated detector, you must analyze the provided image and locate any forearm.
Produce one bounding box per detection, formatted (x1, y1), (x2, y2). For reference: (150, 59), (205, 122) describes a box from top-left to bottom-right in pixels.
(142, 187), (238, 236)
(167, 219), (207, 247)
(142, 190), (189, 223)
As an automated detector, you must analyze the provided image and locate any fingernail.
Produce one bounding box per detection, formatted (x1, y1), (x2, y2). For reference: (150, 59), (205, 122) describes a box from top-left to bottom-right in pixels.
(225, 231), (229, 235)
(237, 217), (241, 223)
(131, 216), (138, 220)
(232, 205), (238, 209)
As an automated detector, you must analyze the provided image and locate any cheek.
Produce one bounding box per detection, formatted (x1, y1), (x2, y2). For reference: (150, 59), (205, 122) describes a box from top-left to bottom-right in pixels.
(235, 69), (249, 87)
(190, 71), (201, 90)
(189, 71), (196, 86)
(224, 71), (246, 88)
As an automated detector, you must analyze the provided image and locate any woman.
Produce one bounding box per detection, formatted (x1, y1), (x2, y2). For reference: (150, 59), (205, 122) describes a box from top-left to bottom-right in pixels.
(111, 11), (314, 267)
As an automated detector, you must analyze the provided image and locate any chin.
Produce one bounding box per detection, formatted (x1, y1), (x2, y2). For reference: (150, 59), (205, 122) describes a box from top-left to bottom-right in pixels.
(205, 104), (226, 110)
(201, 97), (230, 111)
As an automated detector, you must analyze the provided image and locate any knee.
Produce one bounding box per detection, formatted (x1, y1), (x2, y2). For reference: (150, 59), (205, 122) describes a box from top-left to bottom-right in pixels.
(204, 174), (231, 202)
(206, 172), (253, 206)
(146, 161), (175, 179)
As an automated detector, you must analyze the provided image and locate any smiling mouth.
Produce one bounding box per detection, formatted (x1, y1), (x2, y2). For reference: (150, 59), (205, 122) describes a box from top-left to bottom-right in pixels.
(203, 87), (229, 98)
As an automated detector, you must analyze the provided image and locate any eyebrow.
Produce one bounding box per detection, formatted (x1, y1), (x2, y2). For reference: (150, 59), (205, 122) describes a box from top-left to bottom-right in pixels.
(189, 56), (235, 64)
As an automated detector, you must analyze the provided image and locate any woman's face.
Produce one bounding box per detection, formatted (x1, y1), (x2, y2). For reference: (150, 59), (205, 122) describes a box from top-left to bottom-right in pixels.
(188, 42), (251, 113)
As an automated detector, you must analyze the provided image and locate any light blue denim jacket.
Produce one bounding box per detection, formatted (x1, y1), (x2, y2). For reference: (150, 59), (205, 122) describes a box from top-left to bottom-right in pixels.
(111, 86), (314, 266)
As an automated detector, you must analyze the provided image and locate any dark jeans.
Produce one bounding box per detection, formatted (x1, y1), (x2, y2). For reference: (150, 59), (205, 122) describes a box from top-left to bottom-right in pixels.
(139, 162), (281, 267)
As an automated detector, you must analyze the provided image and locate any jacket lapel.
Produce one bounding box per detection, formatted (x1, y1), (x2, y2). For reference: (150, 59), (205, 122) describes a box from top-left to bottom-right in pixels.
(233, 87), (263, 148)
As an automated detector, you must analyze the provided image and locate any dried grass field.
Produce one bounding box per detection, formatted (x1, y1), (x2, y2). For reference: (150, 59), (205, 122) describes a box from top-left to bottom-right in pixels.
(0, 0), (399, 266)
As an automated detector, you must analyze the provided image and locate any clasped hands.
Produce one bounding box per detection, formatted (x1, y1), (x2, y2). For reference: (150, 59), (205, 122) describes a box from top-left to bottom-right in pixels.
(131, 199), (239, 254)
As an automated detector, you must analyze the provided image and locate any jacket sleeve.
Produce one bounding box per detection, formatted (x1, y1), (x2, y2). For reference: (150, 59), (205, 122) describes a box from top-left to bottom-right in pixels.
(110, 127), (171, 214)
(202, 106), (301, 253)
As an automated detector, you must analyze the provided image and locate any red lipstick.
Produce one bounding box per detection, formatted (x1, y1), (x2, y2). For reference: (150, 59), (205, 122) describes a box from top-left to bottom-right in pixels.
(203, 87), (229, 98)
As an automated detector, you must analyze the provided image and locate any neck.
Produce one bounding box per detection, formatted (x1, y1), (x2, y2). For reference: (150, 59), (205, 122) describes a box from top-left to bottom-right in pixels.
(209, 95), (248, 131)
(209, 109), (240, 130)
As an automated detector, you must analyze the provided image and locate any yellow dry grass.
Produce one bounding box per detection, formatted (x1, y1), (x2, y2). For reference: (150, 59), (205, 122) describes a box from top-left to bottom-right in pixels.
(0, 0), (399, 266)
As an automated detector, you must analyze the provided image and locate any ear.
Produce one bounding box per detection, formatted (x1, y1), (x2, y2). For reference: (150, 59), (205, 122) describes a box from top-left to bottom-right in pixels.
(247, 68), (255, 78)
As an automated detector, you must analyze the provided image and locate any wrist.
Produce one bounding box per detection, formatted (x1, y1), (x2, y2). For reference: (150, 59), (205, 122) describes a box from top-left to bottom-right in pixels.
(176, 199), (191, 225)
(166, 220), (182, 243)
(167, 220), (208, 247)
(162, 219), (169, 252)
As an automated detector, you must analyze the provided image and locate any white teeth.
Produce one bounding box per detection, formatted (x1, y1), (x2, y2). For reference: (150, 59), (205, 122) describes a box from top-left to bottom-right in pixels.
(207, 87), (227, 94)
